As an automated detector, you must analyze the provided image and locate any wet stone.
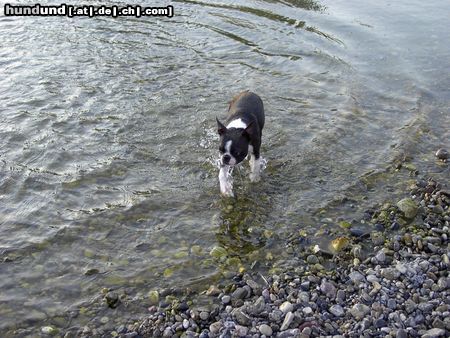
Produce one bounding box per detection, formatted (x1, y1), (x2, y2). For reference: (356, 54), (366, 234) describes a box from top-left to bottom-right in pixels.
(221, 295), (231, 305)
(435, 148), (449, 160)
(422, 328), (446, 338)
(329, 304), (344, 317)
(349, 303), (370, 320)
(105, 291), (120, 308)
(199, 311), (209, 321)
(232, 308), (251, 326)
(232, 287), (248, 300)
(320, 280), (337, 298)
(259, 324), (272, 336)
(279, 301), (293, 314)
(336, 289), (346, 303)
(280, 311), (294, 331)
(348, 271), (365, 283)
(306, 255), (319, 264)
(209, 321), (222, 335)
(396, 329), (408, 338)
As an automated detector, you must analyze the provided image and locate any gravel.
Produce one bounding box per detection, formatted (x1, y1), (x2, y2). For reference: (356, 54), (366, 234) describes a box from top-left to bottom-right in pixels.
(93, 177), (449, 338)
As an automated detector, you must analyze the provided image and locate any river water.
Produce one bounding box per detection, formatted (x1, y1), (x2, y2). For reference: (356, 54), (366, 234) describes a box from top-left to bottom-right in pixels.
(1, 0), (449, 334)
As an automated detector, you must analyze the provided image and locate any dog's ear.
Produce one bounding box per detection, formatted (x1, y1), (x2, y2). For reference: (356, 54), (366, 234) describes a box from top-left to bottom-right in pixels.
(242, 121), (254, 139)
(216, 118), (227, 135)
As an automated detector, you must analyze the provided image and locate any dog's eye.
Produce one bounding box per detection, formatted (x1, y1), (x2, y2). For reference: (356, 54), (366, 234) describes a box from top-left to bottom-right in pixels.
(219, 147), (225, 153)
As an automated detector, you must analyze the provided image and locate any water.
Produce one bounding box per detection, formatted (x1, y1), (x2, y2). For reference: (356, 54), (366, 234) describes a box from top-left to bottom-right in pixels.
(1, 0), (449, 334)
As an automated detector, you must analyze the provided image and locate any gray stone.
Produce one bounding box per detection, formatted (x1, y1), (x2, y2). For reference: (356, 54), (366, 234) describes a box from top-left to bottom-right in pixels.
(249, 296), (265, 315)
(336, 289), (346, 303)
(163, 327), (172, 337)
(232, 287), (248, 300)
(232, 308), (251, 326)
(320, 280), (337, 298)
(432, 318), (445, 329)
(375, 250), (386, 263)
(435, 148), (449, 160)
(280, 311), (294, 331)
(279, 301), (294, 314)
(298, 291), (310, 303)
(277, 329), (300, 338)
(387, 299), (397, 310)
(221, 295), (231, 305)
(209, 321), (222, 335)
(349, 303), (370, 320)
(367, 274), (379, 283)
(200, 311), (209, 320)
(404, 299), (416, 313)
(395, 263), (408, 274)
(396, 328), (408, 338)
(269, 309), (283, 322)
(397, 198), (418, 219)
(306, 255), (319, 264)
(259, 324), (273, 336)
(302, 306), (313, 315)
(234, 324), (248, 337)
(301, 326), (312, 337)
(182, 319), (189, 329)
(348, 271), (366, 283)
(329, 304), (344, 317)
(381, 268), (401, 280)
(422, 328), (446, 338)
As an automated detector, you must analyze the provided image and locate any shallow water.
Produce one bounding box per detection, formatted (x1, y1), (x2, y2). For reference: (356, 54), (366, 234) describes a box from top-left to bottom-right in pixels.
(0, 0), (449, 334)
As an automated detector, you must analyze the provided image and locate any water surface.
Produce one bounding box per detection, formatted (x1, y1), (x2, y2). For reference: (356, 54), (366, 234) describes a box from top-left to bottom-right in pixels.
(0, 0), (449, 334)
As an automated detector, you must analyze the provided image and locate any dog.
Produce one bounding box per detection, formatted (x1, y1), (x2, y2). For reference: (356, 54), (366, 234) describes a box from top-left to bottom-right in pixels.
(216, 91), (265, 197)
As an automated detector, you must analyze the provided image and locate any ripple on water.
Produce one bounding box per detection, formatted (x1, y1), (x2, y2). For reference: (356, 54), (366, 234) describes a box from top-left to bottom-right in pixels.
(0, 0), (449, 334)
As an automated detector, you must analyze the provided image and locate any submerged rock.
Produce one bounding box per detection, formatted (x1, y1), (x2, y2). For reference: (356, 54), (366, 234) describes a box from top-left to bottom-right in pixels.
(397, 198), (418, 219)
(105, 291), (120, 308)
(435, 148), (449, 160)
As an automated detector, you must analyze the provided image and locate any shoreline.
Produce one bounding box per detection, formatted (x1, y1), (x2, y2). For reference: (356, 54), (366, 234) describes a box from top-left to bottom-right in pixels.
(125, 175), (449, 337)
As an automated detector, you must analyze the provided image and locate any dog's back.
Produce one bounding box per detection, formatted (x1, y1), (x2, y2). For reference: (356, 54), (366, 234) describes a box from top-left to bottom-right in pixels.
(227, 91), (265, 130)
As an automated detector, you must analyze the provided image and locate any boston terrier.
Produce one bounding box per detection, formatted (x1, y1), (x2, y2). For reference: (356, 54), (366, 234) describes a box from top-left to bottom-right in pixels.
(216, 91), (265, 197)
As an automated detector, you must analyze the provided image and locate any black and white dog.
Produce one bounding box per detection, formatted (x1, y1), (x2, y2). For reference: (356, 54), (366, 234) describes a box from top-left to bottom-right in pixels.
(216, 91), (265, 197)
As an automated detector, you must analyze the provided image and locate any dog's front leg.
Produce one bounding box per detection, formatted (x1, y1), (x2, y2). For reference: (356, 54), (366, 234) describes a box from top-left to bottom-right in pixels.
(249, 150), (261, 182)
(219, 165), (234, 197)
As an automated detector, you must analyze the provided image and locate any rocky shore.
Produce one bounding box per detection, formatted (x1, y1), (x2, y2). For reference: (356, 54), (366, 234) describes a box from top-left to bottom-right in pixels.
(107, 174), (449, 338)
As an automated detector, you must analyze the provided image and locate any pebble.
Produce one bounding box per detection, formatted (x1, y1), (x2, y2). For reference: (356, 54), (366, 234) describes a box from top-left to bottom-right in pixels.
(279, 301), (293, 314)
(209, 321), (222, 335)
(259, 324), (273, 336)
(435, 148), (449, 160)
(320, 280), (337, 298)
(396, 328), (408, 338)
(280, 311), (294, 331)
(348, 271), (365, 283)
(422, 328), (446, 338)
(232, 287), (248, 300)
(329, 304), (345, 317)
(375, 249), (386, 262)
(234, 324), (248, 337)
(132, 175), (449, 338)
(221, 295), (231, 304)
(306, 255), (319, 264)
(41, 326), (57, 335)
(232, 308), (252, 326)
(349, 303), (370, 320)
(302, 306), (313, 315)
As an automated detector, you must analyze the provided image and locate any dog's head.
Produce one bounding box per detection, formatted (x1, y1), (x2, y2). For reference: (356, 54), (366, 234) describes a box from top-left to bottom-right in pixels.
(217, 118), (253, 166)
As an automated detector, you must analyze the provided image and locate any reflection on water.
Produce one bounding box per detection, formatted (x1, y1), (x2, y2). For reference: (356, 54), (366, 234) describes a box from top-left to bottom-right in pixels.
(1, 0), (449, 334)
